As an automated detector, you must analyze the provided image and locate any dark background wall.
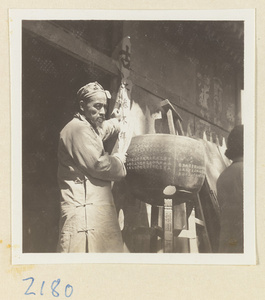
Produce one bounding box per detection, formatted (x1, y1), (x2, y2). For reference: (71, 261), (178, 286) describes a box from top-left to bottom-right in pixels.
(22, 20), (243, 252)
(22, 28), (114, 252)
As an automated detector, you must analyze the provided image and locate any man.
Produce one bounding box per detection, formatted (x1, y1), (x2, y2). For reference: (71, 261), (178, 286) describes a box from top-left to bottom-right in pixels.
(57, 82), (126, 253)
(217, 125), (243, 253)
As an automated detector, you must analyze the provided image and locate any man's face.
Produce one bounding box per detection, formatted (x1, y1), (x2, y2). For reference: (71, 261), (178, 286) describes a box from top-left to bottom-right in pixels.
(80, 93), (107, 128)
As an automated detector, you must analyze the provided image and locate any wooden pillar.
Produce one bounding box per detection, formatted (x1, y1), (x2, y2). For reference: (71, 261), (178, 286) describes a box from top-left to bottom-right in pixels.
(164, 199), (174, 253)
(150, 205), (159, 252)
(173, 202), (190, 253)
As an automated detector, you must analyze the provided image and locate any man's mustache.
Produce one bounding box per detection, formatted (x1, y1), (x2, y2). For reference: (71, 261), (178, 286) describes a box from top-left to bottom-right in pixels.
(97, 116), (105, 122)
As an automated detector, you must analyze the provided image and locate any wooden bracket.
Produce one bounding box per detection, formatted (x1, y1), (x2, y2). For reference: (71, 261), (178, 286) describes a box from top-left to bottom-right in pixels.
(160, 99), (184, 135)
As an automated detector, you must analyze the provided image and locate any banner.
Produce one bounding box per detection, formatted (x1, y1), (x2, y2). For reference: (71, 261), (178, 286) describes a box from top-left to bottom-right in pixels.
(113, 36), (134, 154)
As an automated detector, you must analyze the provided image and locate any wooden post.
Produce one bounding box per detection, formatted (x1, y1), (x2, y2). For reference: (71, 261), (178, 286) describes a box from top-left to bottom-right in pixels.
(166, 109), (176, 135)
(163, 105), (190, 253)
(164, 199), (174, 253)
(173, 202), (190, 253)
(150, 206), (159, 252)
(195, 194), (213, 253)
(187, 208), (199, 253)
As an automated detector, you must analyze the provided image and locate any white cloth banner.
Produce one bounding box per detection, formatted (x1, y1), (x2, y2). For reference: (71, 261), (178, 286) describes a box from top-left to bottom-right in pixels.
(113, 36), (134, 154)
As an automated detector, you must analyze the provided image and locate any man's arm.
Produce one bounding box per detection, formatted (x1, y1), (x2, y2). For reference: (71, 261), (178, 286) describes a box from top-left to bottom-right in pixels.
(68, 123), (126, 181)
(99, 118), (121, 142)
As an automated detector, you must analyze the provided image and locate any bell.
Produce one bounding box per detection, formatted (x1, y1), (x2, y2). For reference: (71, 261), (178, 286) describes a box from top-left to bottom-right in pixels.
(125, 134), (206, 206)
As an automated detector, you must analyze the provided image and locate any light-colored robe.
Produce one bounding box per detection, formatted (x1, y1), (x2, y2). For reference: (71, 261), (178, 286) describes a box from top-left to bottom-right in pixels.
(57, 113), (126, 253)
(217, 157), (243, 253)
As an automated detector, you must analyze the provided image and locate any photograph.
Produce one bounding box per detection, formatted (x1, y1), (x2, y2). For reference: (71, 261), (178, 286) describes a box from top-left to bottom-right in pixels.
(10, 10), (255, 264)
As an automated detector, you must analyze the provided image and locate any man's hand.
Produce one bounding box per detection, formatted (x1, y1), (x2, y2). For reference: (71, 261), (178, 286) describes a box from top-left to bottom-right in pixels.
(113, 152), (127, 164)
(110, 108), (122, 121)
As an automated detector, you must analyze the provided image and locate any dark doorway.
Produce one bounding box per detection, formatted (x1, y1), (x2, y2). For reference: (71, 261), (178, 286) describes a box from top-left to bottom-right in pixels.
(22, 30), (113, 252)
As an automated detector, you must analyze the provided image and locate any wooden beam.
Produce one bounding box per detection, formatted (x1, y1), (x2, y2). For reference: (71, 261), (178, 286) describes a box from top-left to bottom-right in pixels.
(22, 20), (119, 76)
(161, 99), (183, 121)
(22, 21), (200, 114)
(166, 109), (176, 135)
(22, 20), (228, 132)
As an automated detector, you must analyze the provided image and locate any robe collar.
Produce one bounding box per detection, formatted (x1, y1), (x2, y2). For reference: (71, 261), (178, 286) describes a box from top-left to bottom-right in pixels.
(74, 112), (100, 135)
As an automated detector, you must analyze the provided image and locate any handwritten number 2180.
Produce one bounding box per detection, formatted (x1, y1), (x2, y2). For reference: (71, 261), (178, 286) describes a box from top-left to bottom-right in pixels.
(23, 277), (73, 297)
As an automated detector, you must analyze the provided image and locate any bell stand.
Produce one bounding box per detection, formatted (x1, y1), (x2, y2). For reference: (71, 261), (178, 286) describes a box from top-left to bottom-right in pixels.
(150, 99), (212, 253)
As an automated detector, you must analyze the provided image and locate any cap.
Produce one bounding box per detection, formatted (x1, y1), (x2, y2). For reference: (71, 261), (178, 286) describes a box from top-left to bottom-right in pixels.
(77, 82), (111, 101)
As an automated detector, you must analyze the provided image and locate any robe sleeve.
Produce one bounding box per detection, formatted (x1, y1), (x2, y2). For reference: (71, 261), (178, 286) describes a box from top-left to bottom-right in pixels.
(98, 118), (121, 142)
(66, 122), (126, 181)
